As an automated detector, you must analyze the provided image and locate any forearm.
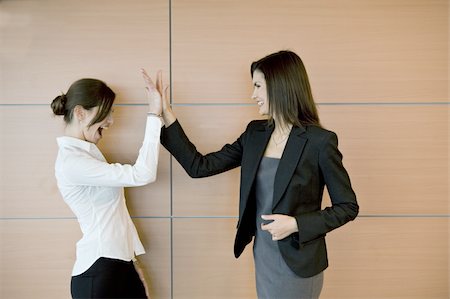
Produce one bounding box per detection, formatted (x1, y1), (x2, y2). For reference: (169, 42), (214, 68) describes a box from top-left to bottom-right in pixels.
(131, 115), (162, 184)
(293, 131), (358, 243)
(161, 120), (242, 178)
(160, 120), (210, 178)
(295, 201), (358, 244)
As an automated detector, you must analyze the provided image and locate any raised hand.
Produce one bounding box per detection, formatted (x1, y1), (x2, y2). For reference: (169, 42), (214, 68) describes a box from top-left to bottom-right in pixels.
(155, 72), (176, 127)
(141, 69), (163, 116)
(155, 70), (170, 113)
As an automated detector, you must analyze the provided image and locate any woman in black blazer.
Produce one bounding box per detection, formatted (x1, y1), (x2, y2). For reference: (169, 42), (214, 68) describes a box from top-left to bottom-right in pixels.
(159, 50), (358, 298)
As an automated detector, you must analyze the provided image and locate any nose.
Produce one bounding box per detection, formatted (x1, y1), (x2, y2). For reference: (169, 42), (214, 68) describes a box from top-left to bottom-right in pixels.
(251, 89), (257, 100)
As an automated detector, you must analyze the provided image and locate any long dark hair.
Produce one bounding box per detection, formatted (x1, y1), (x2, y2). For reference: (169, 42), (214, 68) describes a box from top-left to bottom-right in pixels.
(51, 78), (115, 126)
(251, 50), (321, 128)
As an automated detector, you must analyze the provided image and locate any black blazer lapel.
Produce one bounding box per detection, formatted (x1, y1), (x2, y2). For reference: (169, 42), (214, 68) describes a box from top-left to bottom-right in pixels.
(239, 124), (273, 216)
(272, 126), (307, 210)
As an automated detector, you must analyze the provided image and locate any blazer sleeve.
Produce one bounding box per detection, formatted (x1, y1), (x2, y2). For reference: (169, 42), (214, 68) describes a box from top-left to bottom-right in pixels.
(295, 131), (359, 244)
(160, 120), (244, 178)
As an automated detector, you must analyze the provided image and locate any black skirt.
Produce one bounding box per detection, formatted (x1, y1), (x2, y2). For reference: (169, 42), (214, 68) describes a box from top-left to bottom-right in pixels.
(71, 257), (146, 299)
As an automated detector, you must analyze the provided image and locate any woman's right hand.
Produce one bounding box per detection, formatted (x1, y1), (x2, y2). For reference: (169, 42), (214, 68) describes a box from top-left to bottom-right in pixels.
(141, 69), (163, 116)
(155, 70), (177, 127)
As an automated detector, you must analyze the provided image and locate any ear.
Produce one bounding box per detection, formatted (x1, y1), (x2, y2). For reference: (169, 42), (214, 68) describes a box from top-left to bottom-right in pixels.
(73, 105), (85, 122)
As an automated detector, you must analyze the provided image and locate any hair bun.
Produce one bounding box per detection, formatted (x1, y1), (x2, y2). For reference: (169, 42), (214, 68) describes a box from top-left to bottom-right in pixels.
(51, 94), (67, 116)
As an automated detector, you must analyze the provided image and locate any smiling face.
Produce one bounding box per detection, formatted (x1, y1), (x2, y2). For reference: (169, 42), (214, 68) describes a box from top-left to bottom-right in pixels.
(251, 69), (269, 116)
(79, 106), (114, 144)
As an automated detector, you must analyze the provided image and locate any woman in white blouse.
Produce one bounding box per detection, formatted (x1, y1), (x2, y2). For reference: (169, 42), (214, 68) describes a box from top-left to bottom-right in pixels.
(51, 70), (163, 299)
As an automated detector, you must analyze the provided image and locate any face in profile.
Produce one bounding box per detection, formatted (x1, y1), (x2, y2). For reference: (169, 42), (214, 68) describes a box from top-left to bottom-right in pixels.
(252, 69), (269, 116)
(80, 106), (114, 144)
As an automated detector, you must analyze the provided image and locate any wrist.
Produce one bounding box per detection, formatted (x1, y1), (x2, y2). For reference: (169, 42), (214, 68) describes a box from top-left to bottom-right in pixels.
(162, 107), (173, 114)
(147, 111), (162, 117)
(162, 109), (176, 127)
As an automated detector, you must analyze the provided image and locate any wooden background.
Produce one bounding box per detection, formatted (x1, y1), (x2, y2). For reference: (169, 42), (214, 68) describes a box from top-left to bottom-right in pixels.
(0, 0), (448, 298)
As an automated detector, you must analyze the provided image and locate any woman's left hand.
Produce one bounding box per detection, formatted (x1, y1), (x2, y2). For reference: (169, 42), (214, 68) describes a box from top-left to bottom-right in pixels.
(261, 214), (298, 241)
(133, 259), (151, 298)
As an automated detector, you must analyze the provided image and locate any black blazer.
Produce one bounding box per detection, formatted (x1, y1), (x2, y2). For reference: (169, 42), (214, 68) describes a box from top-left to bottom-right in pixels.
(161, 119), (359, 278)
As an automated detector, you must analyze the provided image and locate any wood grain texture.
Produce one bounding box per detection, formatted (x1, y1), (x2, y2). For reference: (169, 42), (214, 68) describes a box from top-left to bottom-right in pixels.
(172, 217), (448, 299)
(172, 218), (256, 299)
(170, 105), (448, 216)
(0, 0), (169, 104)
(0, 106), (170, 218)
(133, 218), (172, 299)
(171, 106), (261, 216)
(319, 104), (449, 215)
(171, 0), (447, 103)
(0, 218), (170, 299)
(0, 219), (80, 298)
(0, 0), (448, 298)
(321, 217), (449, 299)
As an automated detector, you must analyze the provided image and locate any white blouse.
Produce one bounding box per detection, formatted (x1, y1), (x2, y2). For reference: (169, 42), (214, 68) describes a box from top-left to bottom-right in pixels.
(55, 116), (162, 276)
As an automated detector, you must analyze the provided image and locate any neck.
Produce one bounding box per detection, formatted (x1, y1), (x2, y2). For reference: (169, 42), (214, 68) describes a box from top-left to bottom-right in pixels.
(273, 117), (292, 135)
(64, 123), (85, 140)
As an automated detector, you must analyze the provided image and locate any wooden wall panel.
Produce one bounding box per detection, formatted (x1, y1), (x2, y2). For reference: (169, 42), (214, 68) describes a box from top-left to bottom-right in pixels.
(321, 217), (449, 299)
(133, 218), (172, 299)
(0, 106), (72, 218)
(171, 106), (260, 216)
(0, 0), (169, 104)
(0, 218), (170, 299)
(0, 220), (80, 298)
(172, 0), (447, 103)
(170, 105), (448, 216)
(0, 106), (170, 218)
(319, 105), (449, 215)
(172, 217), (448, 299)
(0, 0), (448, 298)
(172, 218), (256, 299)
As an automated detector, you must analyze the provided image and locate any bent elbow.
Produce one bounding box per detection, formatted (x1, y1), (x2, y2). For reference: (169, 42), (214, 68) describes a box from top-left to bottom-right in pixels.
(142, 172), (157, 185)
(183, 165), (203, 178)
(348, 201), (359, 221)
(133, 170), (157, 186)
(187, 170), (202, 179)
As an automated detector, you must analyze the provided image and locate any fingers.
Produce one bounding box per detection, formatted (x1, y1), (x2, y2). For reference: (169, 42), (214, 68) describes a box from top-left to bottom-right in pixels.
(260, 214), (276, 229)
(141, 68), (164, 115)
(141, 69), (168, 99)
(261, 225), (280, 239)
(164, 85), (170, 99)
(161, 84), (171, 112)
(141, 68), (153, 85)
(261, 214), (278, 221)
(141, 68), (160, 91)
(270, 231), (288, 241)
(141, 71), (155, 96)
(260, 214), (277, 230)
(260, 214), (291, 241)
(156, 70), (163, 94)
(162, 84), (170, 102)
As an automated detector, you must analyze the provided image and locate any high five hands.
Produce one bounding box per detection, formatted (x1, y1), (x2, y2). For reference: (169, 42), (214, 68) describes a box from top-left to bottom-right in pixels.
(261, 214), (299, 241)
(141, 68), (164, 116)
(141, 68), (176, 126)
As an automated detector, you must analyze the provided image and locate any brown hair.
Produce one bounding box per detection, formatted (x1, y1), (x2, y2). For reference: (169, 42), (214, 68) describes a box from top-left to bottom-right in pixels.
(251, 50), (321, 128)
(51, 78), (115, 126)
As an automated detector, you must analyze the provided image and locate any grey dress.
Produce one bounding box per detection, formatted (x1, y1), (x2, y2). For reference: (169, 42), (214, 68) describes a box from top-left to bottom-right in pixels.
(253, 157), (324, 299)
